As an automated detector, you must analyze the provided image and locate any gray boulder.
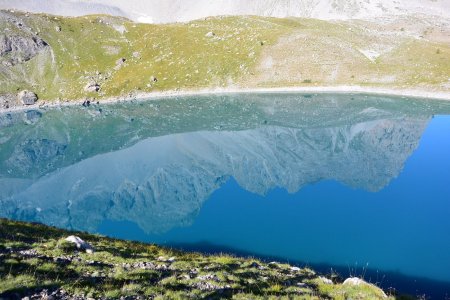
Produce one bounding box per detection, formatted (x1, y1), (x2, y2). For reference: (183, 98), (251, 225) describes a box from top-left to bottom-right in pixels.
(65, 235), (94, 253)
(17, 90), (38, 105)
(84, 82), (100, 93)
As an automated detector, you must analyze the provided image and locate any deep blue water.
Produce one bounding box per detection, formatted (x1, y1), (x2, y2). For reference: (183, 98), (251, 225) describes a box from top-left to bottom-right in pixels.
(1, 93), (450, 298)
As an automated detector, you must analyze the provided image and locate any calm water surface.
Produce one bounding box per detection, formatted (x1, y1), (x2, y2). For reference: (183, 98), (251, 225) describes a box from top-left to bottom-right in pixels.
(1, 93), (450, 297)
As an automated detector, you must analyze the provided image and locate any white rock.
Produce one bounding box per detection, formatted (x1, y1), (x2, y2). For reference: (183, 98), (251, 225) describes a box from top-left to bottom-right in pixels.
(84, 82), (100, 92)
(65, 235), (94, 253)
(290, 266), (301, 272)
(343, 277), (388, 298)
(343, 277), (365, 286)
(319, 276), (333, 284)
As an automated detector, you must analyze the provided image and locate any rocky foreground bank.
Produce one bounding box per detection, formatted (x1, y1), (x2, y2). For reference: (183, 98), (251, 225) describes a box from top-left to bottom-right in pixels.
(0, 218), (395, 299)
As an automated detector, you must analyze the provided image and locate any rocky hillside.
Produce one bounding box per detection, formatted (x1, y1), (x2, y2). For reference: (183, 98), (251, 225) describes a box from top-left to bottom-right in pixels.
(0, 10), (449, 109)
(1, 0), (449, 23)
(0, 218), (393, 299)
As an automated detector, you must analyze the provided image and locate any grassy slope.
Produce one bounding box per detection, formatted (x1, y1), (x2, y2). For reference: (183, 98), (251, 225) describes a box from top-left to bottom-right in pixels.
(1, 11), (299, 101)
(1, 11), (449, 102)
(0, 218), (392, 299)
(246, 18), (450, 89)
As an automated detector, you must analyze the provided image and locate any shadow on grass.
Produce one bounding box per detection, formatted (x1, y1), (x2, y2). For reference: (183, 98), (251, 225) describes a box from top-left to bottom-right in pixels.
(0, 284), (60, 300)
(167, 240), (450, 299)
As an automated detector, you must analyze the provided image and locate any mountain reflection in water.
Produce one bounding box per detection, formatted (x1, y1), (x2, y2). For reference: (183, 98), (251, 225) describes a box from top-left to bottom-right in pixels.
(1, 93), (450, 292)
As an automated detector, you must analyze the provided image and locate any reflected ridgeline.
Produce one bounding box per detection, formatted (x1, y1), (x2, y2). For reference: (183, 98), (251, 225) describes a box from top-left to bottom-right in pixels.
(1, 93), (449, 233)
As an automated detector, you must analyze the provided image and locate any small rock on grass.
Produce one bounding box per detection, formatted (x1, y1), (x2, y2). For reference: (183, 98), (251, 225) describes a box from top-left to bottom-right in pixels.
(114, 57), (126, 70)
(84, 82), (100, 92)
(65, 235), (94, 253)
(343, 277), (388, 298)
(343, 277), (365, 285)
(319, 276), (333, 284)
(157, 256), (176, 263)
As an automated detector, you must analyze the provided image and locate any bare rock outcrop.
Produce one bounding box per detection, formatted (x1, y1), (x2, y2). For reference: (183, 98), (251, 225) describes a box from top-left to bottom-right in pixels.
(0, 34), (48, 66)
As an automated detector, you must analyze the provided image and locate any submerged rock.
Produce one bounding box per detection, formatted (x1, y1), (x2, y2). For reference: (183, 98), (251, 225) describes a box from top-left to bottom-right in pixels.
(23, 110), (42, 124)
(17, 90), (38, 105)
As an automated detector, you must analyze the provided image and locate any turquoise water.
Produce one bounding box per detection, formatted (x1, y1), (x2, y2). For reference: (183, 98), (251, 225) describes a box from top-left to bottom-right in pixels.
(1, 93), (450, 297)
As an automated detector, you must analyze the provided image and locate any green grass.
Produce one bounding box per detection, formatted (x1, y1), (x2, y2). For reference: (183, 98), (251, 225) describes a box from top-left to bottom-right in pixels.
(310, 277), (389, 300)
(0, 218), (395, 299)
(3, 11), (447, 103)
(1, 11), (300, 101)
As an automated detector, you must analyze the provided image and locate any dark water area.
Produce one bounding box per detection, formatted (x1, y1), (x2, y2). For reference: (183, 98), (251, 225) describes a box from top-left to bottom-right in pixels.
(1, 93), (450, 298)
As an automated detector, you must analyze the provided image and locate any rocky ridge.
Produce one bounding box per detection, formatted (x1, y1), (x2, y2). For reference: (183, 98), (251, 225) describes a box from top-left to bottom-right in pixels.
(1, 0), (449, 23)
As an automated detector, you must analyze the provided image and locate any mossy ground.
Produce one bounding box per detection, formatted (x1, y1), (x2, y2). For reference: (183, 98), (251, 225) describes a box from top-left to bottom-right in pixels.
(0, 218), (394, 299)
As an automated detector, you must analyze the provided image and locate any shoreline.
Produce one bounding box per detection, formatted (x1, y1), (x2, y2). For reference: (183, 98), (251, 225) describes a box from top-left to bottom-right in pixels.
(2, 85), (450, 113)
(0, 218), (393, 299)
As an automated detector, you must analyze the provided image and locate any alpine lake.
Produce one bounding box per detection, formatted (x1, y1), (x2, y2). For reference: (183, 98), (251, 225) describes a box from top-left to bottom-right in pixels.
(1, 93), (450, 298)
